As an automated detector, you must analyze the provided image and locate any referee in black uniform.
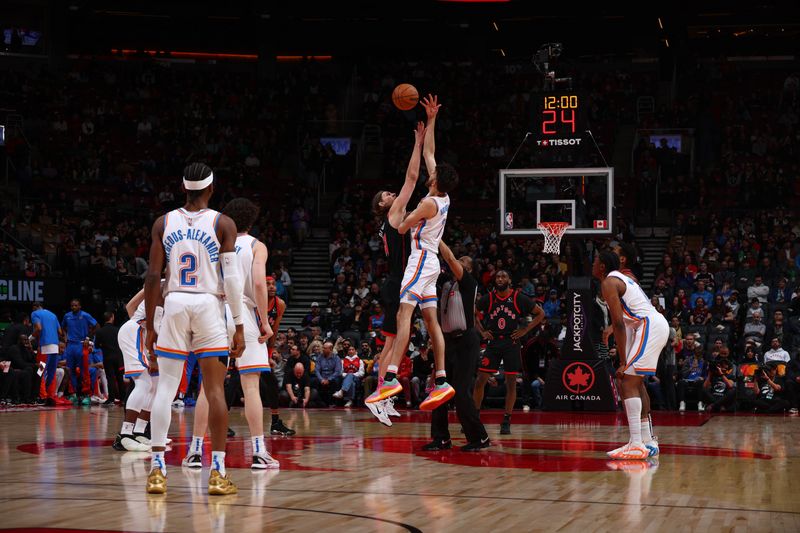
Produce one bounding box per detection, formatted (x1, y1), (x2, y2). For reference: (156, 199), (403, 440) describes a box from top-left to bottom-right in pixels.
(423, 240), (489, 452)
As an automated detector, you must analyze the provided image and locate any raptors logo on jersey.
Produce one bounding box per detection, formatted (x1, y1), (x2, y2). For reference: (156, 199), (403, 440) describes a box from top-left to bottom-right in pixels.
(478, 290), (534, 337)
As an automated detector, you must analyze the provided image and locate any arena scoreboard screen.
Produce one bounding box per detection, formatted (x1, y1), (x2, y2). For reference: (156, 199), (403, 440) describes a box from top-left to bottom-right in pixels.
(535, 93), (584, 147)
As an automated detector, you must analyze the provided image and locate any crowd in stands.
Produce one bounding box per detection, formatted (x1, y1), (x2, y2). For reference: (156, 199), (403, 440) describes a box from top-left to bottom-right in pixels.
(0, 59), (344, 314)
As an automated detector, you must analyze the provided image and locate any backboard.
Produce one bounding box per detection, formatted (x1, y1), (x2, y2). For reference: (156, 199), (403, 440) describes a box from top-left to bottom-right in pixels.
(499, 167), (614, 236)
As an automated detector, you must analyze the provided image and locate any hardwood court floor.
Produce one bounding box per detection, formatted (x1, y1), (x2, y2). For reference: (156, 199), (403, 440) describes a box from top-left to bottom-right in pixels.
(0, 405), (798, 532)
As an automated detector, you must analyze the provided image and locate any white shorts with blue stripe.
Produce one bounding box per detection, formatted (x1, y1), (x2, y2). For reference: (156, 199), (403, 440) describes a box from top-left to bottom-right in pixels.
(623, 312), (669, 377)
(119, 319), (148, 378)
(399, 250), (440, 309)
(225, 304), (270, 374)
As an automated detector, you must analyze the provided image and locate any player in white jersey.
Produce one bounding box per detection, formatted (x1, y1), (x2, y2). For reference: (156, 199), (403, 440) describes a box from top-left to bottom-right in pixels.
(112, 287), (164, 452)
(595, 250), (668, 460)
(144, 162), (245, 495)
(613, 242), (659, 458)
(367, 94), (459, 412)
(182, 198), (279, 470)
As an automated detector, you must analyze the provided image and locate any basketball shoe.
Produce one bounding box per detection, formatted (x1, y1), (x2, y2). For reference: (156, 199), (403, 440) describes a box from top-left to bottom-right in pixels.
(270, 418), (296, 436)
(607, 442), (649, 460)
(251, 451), (280, 470)
(114, 434), (150, 452)
(366, 400), (392, 427)
(208, 469), (238, 495)
(365, 378), (403, 403)
(146, 469), (167, 494)
(384, 397), (401, 417)
(182, 453), (203, 468)
(419, 382), (455, 411)
(644, 437), (659, 457)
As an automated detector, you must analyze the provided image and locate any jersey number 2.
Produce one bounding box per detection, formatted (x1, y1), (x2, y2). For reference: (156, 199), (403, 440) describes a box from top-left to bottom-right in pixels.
(179, 253), (197, 286)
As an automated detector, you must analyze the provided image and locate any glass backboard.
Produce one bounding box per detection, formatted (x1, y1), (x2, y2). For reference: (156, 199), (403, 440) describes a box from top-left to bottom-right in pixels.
(499, 167), (614, 235)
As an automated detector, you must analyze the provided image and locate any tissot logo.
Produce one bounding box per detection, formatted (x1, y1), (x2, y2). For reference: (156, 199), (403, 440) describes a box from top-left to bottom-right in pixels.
(536, 138), (583, 147)
(562, 361), (595, 395)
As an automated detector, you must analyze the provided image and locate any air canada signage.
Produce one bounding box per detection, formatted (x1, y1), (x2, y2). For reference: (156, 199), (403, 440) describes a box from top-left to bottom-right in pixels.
(0, 278), (66, 307)
(543, 359), (616, 411)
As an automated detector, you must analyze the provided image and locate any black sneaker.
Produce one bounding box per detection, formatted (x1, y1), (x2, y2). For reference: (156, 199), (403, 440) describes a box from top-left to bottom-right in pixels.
(227, 427), (236, 437)
(112, 434), (126, 451)
(271, 419), (296, 436)
(500, 419), (511, 435)
(461, 437), (491, 452)
(421, 439), (452, 451)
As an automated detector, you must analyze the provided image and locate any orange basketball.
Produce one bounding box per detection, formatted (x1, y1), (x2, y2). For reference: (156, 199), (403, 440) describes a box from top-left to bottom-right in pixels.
(392, 83), (419, 111)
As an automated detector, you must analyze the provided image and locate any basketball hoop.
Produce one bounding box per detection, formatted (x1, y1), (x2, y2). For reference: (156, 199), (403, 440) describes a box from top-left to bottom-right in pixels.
(538, 222), (570, 255)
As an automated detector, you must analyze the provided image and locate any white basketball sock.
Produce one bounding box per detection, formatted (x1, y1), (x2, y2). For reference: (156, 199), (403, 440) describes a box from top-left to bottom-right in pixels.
(151, 451), (166, 475)
(640, 416), (653, 442)
(252, 435), (265, 455)
(134, 418), (148, 434)
(190, 435), (204, 455)
(121, 421), (135, 436)
(211, 451), (226, 475)
(624, 397), (643, 444)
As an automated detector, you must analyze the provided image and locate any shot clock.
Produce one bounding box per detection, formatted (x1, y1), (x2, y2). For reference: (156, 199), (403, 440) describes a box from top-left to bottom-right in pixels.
(535, 93), (584, 146)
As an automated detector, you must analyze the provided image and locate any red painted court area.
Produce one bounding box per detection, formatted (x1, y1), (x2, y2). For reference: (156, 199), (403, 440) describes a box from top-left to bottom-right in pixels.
(370, 410), (713, 427)
(17, 410), (769, 474)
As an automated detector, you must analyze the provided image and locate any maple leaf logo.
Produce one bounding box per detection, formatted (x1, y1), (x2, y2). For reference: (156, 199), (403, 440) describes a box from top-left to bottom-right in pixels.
(562, 362), (595, 394)
(567, 367), (590, 388)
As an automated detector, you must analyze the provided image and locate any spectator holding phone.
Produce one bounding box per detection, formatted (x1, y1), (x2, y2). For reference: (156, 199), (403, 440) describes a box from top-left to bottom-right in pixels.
(701, 359), (736, 412)
(754, 363), (791, 413)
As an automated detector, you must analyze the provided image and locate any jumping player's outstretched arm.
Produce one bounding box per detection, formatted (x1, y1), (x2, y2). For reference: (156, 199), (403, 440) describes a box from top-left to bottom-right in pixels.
(397, 198), (437, 235)
(438, 240), (463, 281)
(388, 122), (426, 229)
(144, 215), (166, 364)
(601, 276), (628, 379)
(252, 241), (273, 342)
(420, 94), (441, 177)
(216, 214), (245, 358)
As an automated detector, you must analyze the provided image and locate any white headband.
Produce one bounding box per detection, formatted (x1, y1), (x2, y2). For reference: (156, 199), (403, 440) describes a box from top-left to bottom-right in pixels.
(183, 173), (214, 190)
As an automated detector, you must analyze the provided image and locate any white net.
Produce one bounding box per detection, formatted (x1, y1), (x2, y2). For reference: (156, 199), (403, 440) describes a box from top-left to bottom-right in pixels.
(538, 222), (570, 255)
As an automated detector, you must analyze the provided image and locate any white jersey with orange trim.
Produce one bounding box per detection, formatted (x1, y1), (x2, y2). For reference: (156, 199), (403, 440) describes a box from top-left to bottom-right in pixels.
(607, 270), (658, 327)
(235, 234), (258, 308)
(410, 194), (450, 253)
(608, 270), (669, 377)
(162, 208), (223, 296)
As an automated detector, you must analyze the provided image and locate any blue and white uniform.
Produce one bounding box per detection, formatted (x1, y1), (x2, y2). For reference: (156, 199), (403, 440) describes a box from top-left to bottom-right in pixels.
(399, 194), (450, 309)
(225, 234), (270, 374)
(155, 208), (229, 361)
(608, 270), (669, 376)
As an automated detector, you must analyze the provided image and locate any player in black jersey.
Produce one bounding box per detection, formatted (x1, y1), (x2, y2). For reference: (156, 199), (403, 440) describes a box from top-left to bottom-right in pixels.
(377, 218), (411, 340)
(475, 270), (545, 435)
(263, 276), (294, 436)
(367, 122), (425, 423)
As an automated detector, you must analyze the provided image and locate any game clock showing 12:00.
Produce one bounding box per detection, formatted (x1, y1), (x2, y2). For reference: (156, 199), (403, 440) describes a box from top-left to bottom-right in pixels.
(538, 94), (582, 137)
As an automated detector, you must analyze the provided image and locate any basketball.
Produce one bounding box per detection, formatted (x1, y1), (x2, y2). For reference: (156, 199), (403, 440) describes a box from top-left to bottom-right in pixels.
(392, 83), (419, 111)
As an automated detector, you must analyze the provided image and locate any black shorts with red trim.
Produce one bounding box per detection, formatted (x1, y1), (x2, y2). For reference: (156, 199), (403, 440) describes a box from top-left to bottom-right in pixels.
(479, 338), (521, 374)
(380, 277), (401, 336)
